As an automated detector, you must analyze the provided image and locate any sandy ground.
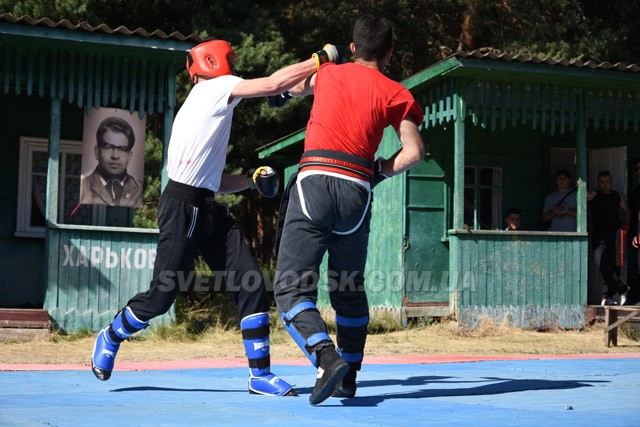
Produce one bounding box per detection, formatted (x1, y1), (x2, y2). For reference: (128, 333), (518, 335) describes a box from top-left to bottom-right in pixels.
(1, 320), (639, 365)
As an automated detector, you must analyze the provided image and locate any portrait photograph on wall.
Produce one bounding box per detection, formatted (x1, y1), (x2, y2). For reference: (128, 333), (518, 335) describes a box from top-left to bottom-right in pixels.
(80, 108), (146, 208)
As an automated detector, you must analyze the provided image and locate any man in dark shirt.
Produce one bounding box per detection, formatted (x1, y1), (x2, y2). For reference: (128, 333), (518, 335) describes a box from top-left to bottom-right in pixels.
(587, 171), (630, 305)
(628, 159), (640, 305)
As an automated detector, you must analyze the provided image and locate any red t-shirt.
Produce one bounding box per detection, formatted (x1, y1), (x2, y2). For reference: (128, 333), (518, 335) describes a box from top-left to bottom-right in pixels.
(304, 62), (423, 161)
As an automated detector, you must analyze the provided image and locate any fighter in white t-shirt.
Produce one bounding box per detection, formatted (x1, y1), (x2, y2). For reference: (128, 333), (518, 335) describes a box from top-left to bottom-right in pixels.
(167, 74), (243, 191)
(92, 40), (344, 397)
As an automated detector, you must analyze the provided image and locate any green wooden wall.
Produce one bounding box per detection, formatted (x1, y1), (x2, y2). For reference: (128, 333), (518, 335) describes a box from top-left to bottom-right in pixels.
(404, 155), (449, 303)
(403, 124), (552, 306)
(44, 225), (167, 331)
(0, 93), (83, 308)
(404, 119), (640, 313)
(449, 231), (588, 329)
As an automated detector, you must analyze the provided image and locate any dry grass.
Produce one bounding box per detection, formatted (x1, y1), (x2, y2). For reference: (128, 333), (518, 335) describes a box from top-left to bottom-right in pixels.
(1, 317), (638, 365)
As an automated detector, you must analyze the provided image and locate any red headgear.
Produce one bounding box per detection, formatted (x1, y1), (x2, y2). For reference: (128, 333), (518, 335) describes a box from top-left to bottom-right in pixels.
(186, 40), (236, 82)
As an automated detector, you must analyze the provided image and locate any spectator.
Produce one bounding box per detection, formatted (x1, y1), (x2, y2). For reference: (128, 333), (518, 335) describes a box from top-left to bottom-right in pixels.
(542, 169), (577, 231)
(504, 208), (521, 231)
(588, 171), (631, 305)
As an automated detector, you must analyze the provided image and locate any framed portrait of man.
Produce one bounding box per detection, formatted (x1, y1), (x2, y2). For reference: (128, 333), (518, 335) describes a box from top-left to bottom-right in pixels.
(80, 108), (146, 207)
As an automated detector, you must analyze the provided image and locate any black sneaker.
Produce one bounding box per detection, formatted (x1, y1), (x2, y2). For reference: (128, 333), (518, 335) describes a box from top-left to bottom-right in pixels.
(332, 365), (357, 398)
(309, 348), (349, 405)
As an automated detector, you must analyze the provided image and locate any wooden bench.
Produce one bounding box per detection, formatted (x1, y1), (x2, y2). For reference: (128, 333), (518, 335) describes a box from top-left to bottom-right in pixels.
(604, 305), (640, 347)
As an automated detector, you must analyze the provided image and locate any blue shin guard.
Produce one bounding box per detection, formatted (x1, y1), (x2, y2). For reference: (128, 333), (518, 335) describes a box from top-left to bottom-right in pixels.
(240, 312), (296, 396)
(91, 307), (148, 381)
(332, 313), (368, 398)
(335, 313), (368, 366)
(280, 301), (332, 367)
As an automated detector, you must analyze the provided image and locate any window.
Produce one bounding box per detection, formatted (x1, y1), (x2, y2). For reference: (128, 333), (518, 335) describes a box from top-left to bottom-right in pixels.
(464, 166), (503, 230)
(16, 137), (105, 237)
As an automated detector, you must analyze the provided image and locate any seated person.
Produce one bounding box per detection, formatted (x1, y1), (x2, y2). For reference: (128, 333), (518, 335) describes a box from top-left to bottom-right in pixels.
(504, 208), (521, 231)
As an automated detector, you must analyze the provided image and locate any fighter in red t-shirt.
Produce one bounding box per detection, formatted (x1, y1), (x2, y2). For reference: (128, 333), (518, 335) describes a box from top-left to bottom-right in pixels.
(305, 61), (423, 161)
(271, 14), (426, 406)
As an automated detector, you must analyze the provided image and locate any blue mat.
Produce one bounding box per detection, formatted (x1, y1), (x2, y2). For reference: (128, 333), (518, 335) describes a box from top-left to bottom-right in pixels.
(1, 358), (639, 426)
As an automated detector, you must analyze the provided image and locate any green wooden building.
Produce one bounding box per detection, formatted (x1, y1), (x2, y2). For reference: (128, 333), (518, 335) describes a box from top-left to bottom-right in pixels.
(0, 14), (199, 331)
(259, 51), (640, 329)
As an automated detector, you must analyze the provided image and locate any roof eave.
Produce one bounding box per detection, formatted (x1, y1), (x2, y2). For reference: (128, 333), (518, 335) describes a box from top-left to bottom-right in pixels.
(0, 22), (196, 59)
(258, 129), (306, 159)
(401, 57), (462, 90)
(445, 56), (640, 89)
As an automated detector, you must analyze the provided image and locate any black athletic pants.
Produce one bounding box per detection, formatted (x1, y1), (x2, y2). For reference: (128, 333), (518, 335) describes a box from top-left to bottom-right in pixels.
(127, 180), (268, 322)
(593, 232), (622, 299)
(274, 174), (371, 358)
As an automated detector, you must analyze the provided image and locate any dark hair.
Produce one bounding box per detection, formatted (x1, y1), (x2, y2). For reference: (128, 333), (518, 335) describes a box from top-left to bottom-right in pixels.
(555, 169), (571, 179)
(96, 116), (135, 149)
(597, 170), (612, 179)
(352, 13), (393, 61)
(505, 208), (521, 218)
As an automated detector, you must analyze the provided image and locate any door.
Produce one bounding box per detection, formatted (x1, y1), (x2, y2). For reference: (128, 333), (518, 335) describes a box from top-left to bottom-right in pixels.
(587, 146), (628, 305)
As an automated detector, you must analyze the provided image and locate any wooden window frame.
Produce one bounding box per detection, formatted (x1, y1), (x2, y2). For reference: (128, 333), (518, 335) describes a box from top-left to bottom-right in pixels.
(15, 136), (105, 238)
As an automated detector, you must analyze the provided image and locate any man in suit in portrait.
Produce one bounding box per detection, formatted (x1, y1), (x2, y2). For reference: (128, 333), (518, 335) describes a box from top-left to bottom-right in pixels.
(80, 116), (143, 207)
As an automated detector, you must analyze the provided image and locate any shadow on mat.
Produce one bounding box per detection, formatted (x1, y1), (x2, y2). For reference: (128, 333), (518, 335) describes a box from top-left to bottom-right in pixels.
(327, 375), (607, 407)
(110, 386), (244, 393)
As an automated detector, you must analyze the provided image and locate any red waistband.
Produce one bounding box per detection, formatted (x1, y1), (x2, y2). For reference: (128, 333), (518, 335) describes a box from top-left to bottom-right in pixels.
(299, 155), (373, 181)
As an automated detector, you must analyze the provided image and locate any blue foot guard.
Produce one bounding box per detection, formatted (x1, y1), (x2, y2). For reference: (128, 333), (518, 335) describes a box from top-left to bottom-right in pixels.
(241, 312), (297, 396)
(91, 307), (148, 381)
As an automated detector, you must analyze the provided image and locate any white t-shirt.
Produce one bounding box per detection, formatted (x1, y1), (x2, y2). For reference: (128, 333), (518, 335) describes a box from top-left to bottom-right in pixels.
(167, 75), (243, 191)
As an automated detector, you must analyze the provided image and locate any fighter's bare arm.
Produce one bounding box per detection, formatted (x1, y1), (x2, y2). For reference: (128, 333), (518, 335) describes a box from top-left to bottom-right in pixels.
(379, 116), (426, 177)
(230, 58), (317, 99)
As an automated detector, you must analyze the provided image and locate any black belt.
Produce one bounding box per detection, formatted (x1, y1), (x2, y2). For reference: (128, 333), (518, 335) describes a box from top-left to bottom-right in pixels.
(164, 179), (216, 206)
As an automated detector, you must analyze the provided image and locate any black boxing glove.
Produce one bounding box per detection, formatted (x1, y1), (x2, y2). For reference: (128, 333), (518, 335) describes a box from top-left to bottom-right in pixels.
(372, 157), (390, 188)
(247, 166), (280, 198)
(266, 91), (293, 108)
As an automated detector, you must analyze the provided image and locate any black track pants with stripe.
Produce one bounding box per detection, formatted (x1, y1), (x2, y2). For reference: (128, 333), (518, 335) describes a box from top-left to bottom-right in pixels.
(127, 187), (268, 322)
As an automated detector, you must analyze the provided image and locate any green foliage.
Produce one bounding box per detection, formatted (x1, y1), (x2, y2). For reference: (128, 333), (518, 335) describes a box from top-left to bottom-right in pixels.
(0, 0), (88, 19)
(270, 0), (468, 80)
(462, 0), (640, 63)
(132, 132), (163, 228)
